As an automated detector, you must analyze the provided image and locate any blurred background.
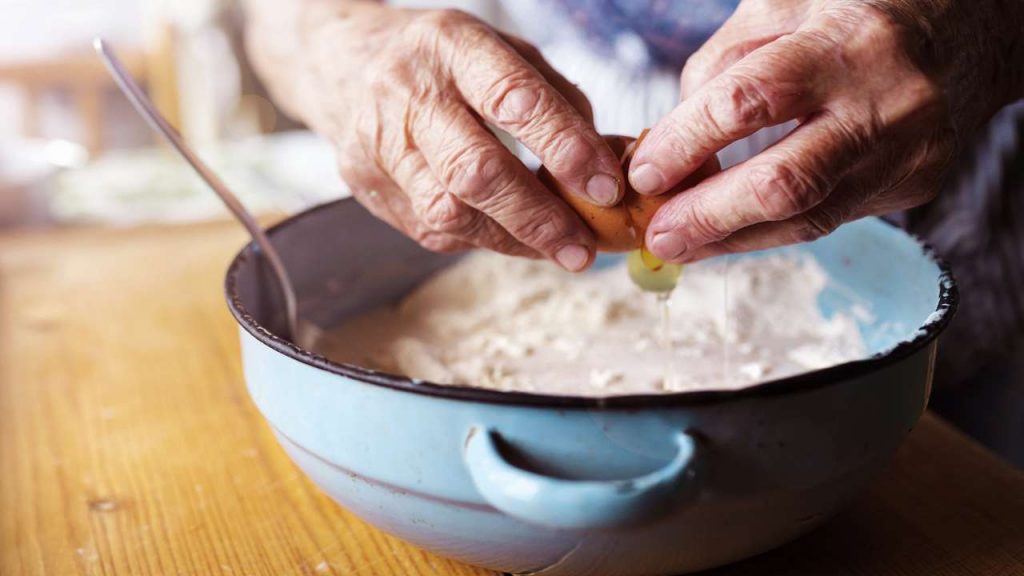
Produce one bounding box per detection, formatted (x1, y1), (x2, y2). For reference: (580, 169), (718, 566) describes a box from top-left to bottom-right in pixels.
(1, 0), (1020, 467)
(0, 0), (506, 229)
(0, 0), (361, 228)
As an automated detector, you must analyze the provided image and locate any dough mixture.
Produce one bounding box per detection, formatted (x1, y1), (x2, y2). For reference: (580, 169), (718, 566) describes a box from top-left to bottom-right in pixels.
(315, 252), (868, 396)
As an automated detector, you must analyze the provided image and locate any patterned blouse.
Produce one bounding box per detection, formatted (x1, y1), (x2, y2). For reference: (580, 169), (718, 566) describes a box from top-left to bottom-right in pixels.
(538, 0), (738, 68)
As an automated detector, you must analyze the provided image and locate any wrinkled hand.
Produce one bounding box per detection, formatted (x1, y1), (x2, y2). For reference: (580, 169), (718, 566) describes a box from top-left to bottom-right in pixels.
(631, 0), (1023, 263)
(299, 5), (624, 271)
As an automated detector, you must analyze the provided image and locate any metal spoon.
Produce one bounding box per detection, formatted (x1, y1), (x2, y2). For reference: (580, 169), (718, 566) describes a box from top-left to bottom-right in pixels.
(93, 37), (302, 343)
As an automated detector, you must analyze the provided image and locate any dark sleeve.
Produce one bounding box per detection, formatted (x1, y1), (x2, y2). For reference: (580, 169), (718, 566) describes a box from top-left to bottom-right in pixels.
(902, 100), (1024, 387)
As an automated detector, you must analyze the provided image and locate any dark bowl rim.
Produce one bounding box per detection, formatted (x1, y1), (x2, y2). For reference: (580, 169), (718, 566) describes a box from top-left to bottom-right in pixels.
(224, 197), (958, 409)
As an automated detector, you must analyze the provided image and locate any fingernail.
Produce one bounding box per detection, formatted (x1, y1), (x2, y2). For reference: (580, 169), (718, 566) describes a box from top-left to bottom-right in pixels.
(554, 244), (591, 272)
(649, 230), (687, 261)
(630, 164), (664, 195)
(586, 173), (620, 205)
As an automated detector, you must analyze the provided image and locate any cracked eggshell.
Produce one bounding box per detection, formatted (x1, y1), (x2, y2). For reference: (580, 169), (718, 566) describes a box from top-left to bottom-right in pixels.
(539, 134), (721, 252)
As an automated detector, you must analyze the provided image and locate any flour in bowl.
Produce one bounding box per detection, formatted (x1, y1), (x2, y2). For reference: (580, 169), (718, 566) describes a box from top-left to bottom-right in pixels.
(314, 252), (868, 396)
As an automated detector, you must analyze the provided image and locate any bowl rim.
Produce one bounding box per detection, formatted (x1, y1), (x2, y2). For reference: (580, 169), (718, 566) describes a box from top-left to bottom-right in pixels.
(224, 198), (958, 409)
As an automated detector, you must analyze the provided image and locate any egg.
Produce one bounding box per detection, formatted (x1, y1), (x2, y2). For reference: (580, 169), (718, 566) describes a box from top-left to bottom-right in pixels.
(539, 132), (721, 252)
(627, 248), (682, 293)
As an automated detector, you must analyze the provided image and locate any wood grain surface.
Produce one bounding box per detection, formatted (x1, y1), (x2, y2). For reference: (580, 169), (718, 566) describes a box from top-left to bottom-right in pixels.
(1, 221), (1022, 576)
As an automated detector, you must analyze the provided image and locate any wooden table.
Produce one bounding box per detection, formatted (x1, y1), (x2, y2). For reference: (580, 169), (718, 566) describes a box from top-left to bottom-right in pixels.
(2, 221), (1023, 576)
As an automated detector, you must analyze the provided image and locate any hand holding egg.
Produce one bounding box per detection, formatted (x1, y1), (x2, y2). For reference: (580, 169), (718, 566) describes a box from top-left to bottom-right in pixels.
(539, 133), (721, 253)
(247, 4), (629, 272)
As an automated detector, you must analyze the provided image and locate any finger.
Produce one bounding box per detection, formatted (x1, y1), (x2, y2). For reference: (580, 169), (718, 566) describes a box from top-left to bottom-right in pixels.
(387, 149), (541, 258)
(676, 128), (953, 262)
(645, 110), (873, 262)
(681, 35), (781, 98)
(674, 170), (918, 263)
(417, 191), (541, 258)
(340, 159), (474, 254)
(679, 1), (795, 98)
(630, 31), (836, 196)
(351, 185), (473, 254)
(499, 32), (594, 123)
(449, 26), (623, 207)
(677, 188), (868, 262)
(680, 0), (810, 96)
(414, 103), (595, 270)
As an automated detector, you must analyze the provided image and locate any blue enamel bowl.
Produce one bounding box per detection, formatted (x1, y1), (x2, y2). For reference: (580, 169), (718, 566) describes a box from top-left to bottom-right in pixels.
(225, 198), (956, 575)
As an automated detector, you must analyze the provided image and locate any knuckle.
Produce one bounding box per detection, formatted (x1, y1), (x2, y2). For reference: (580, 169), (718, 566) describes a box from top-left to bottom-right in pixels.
(442, 147), (505, 205)
(419, 193), (478, 236)
(537, 125), (592, 176)
(707, 74), (775, 136)
(795, 207), (843, 243)
(485, 73), (546, 126)
(511, 211), (571, 250)
(684, 201), (731, 242)
(747, 161), (824, 219)
(651, 119), (693, 163)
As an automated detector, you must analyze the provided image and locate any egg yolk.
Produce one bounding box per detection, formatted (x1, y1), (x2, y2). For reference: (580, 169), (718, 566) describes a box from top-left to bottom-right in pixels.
(627, 247), (682, 293)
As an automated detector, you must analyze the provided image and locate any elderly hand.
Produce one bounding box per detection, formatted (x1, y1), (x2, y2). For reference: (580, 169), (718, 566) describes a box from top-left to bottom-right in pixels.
(284, 4), (625, 271)
(631, 0), (1024, 263)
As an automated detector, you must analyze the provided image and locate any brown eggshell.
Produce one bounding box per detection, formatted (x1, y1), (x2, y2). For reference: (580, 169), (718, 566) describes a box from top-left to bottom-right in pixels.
(539, 134), (721, 252)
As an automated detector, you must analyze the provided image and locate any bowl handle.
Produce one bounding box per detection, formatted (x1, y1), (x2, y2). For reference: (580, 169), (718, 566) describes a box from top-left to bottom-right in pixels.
(463, 426), (702, 529)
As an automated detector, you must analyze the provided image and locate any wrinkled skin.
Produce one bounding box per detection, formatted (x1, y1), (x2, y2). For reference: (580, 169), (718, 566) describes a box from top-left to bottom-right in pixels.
(270, 4), (627, 271)
(632, 0), (1024, 262)
(245, 0), (1023, 267)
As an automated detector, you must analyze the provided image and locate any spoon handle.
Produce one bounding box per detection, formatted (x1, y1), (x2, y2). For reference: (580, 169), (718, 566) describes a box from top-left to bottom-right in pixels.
(93, 38), (299, 340)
